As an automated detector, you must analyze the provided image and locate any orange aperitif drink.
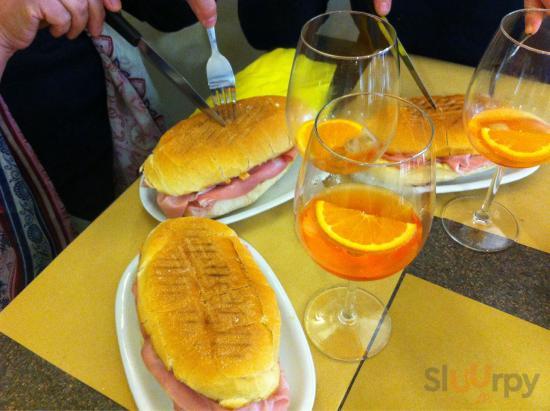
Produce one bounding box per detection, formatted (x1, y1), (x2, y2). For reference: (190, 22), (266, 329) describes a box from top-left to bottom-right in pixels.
(468, 107), (550, 168)
(294, 93), (434, 361)
(298, 183), (423, 281)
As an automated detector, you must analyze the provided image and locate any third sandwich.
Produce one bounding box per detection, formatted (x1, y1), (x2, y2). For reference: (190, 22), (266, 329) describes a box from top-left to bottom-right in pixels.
(143, 95), (296, 218)
(385, 94), (494, 181)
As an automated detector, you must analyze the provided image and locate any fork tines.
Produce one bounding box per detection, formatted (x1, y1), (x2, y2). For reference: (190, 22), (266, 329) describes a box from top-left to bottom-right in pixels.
(211, 85), (237, 121)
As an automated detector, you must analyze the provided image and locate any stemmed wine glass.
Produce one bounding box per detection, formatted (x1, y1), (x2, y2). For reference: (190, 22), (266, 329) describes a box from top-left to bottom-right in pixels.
(294, 93), (434, 361)
(287, 10), (399, 155)
(441, 9), (550, 252)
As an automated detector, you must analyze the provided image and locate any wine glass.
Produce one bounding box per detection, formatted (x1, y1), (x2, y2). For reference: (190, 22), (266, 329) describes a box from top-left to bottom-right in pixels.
(295, 93), (434, 361)
(441, 9), (550, 252)
(287, 10), (399, 156)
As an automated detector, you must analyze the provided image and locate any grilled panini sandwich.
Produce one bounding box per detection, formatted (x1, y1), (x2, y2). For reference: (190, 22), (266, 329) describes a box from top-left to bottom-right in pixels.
(135, 217), (289, 410)
(143, 96), (296, 218)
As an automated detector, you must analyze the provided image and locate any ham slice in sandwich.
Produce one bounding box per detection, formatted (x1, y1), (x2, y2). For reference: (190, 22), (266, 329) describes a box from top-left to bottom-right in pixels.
(140, 333), (290, 411)
(142, 96), (296, 218)
(157, 148), (296, 218)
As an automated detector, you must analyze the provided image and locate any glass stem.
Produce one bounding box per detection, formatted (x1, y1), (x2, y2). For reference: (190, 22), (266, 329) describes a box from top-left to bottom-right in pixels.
(339, 281), (358, 325)
(473, 166), (504, 226)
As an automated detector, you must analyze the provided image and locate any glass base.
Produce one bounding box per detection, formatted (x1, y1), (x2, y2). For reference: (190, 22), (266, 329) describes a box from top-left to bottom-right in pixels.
(304, 285), (391, 362)
(441, 196), (518, 252)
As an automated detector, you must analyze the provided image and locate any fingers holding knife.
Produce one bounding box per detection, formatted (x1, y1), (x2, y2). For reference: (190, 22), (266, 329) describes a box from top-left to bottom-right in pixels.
(8, 0), (216, 64)
(39, 0), (217, 37)
(37, 0), (121, 38)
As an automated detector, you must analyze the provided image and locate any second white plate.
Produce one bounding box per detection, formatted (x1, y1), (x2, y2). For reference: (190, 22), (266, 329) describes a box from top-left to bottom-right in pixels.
(436, 165), (539, 193)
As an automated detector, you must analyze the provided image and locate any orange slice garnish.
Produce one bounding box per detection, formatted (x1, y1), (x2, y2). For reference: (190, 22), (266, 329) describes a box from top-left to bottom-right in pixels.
(480, 127), (550, 162)
(296, 119), (363, 156)
(315, 200), (417, 252)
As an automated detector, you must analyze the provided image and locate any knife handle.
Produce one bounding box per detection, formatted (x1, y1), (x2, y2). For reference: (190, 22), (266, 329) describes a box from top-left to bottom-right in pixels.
(105, 11), (141, 47)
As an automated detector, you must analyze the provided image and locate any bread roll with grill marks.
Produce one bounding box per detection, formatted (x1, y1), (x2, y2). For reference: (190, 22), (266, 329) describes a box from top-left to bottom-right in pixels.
(413, 94), (474, 156)
(137, 217), (281, 409)
(387, 94), (476, 157)
(375, 95), (494, 184)
(143, 96), (292, 196)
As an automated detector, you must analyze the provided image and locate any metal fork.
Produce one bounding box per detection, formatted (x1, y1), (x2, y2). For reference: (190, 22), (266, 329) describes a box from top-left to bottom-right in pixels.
(206, 26), (237, 120)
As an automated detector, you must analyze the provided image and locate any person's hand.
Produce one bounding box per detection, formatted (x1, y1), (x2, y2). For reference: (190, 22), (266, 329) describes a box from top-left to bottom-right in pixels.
(373, 0), (392, 17)
(0, 0), (121, 61)
(525, 0), (549, 33)
(186, 0), (217, 28)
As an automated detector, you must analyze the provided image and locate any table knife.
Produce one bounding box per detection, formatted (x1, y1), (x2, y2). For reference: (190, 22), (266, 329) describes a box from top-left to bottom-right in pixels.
(105, 12), (226, 126)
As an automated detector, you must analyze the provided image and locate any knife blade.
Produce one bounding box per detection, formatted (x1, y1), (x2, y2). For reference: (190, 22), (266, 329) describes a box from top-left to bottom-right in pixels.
(105, 12), (226, 126)
(378, 17), (438, 110)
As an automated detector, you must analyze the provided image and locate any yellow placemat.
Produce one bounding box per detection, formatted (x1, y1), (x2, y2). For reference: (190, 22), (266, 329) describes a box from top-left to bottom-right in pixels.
(202, 47), (333, 116)
(233, 48), (293, 98)
(343, 275), (550, 410)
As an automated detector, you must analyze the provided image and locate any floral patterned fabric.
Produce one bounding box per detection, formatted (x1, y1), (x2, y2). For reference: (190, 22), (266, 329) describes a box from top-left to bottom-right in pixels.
(92, 25), (164, 193)
(0, 26), (164, 309)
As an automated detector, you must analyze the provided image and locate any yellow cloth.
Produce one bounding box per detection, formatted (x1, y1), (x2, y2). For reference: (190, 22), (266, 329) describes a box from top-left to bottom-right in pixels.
(233, 48), (294, 98)
(235, 48), (334, 109)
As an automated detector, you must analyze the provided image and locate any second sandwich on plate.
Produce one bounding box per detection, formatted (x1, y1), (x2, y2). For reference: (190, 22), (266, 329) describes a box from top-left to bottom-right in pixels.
(142, 96), (297, 218)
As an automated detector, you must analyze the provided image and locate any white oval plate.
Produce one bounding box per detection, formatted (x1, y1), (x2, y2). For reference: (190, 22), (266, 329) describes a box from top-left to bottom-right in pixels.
(140, 160), (301, 224)
(115, 242), (316, 411)
(140, 160), (538, 222)
(436, 165), (539, 194)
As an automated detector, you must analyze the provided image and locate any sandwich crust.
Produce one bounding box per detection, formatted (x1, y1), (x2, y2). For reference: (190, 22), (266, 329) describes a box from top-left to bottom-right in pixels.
(387, 94), (476, 157)
(137, 218), (281, 409)
(143, 96), (292, 196)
